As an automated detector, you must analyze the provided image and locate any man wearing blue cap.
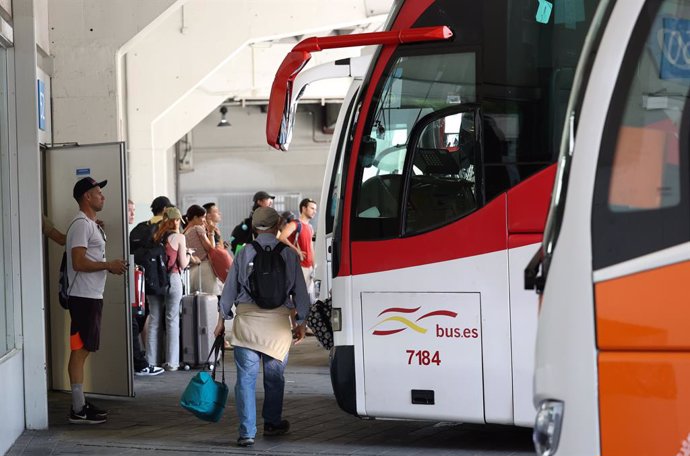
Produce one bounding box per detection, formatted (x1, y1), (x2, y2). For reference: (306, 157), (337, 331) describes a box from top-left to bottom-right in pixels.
(66, 177), (127, 424)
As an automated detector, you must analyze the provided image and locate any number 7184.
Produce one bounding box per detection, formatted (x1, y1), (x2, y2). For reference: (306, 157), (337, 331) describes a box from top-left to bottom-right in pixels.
(406, 349), (441, 366)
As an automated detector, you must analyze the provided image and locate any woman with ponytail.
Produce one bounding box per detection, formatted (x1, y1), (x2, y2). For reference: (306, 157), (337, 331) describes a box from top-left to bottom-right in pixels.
(146, 207), (190, 371)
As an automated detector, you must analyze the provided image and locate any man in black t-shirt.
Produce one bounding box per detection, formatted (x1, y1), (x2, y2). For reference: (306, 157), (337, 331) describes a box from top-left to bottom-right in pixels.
(229, 191), (275, 254)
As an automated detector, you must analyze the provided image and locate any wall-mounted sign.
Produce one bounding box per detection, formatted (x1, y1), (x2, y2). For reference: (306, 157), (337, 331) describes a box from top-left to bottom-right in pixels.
(37, 79), (46, 131)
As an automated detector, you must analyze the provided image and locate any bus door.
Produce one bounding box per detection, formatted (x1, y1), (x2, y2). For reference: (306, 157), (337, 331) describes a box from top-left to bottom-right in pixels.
(317, 80), (362, 300)
(345, 44), (505, 422)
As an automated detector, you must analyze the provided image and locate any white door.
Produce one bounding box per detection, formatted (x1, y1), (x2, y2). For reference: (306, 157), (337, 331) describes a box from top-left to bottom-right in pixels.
(44, 142), (133, 397)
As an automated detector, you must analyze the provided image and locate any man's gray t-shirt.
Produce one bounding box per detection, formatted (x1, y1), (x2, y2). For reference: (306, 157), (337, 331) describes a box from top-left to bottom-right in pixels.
(66, 211), (107, 299)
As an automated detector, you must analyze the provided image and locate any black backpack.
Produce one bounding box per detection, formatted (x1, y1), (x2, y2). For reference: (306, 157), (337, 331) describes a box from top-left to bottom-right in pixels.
(58, 251), (71, 309)
(132, 227), (170, 297)
(247, 241), (288, 309)
(130, 220), (158, 253)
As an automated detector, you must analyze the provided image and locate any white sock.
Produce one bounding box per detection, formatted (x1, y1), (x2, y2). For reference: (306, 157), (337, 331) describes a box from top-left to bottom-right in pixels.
(71, 384), (85, 413)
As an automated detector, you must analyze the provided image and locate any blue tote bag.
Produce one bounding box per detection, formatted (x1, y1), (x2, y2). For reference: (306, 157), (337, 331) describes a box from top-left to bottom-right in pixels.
(180, 335), (228, 422)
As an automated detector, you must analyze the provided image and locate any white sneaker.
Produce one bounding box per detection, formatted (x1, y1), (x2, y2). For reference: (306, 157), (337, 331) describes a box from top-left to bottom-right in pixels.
(163, 363), (179, 372)
(135, 365), (164, 376)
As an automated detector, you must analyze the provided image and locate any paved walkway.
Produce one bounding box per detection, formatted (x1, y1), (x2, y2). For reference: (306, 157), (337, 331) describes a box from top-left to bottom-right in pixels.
(9, 338), (534, 455)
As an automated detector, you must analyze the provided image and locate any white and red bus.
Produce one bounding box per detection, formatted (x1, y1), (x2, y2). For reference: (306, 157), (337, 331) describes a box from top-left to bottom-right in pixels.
(268, 0), (599, 426)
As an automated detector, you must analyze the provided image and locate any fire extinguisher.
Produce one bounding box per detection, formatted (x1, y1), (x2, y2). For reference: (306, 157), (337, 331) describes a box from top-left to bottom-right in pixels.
(132, 265), (145, 316)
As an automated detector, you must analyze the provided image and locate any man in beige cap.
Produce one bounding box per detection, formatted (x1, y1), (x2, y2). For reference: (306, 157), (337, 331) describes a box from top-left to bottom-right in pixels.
(215, 206), (310, 448)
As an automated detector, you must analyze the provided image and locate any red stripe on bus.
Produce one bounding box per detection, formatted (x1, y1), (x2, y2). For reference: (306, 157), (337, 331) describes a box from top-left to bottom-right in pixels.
(508, 234), (543, 249)
(378, 306), (421, 317)
(416, 310), (458, 321)
(373, 328), (407, 336)
(507, 165), (556, 233)
(350, 195), (507, 275)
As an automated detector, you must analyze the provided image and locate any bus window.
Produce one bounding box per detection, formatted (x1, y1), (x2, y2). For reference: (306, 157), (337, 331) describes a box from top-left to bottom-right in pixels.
(592, 0), (690, 269)
(352, 50), (476, 240)
(326, 90), (360, 236)
(404, 108), (480, 234)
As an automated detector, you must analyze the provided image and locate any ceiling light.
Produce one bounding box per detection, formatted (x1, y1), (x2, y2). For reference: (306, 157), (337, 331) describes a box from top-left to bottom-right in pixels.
(217, 106), (231, 127)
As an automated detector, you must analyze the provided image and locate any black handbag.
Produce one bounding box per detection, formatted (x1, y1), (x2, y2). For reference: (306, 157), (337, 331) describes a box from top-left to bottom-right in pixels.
(306, 298), (334, 349)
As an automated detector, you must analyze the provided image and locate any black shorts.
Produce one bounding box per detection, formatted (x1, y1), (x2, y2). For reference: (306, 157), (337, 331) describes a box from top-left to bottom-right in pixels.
(68, 296), (103, 352)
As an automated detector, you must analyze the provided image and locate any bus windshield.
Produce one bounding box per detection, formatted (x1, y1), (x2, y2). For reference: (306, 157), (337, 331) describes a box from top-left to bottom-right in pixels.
(351, 0), (602, 241)
(360, 51), (476, 186)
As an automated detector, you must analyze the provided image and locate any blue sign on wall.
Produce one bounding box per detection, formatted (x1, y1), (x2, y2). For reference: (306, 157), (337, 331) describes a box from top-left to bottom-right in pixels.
(659, 17), (690, 80)
(37, 79), (46, 131)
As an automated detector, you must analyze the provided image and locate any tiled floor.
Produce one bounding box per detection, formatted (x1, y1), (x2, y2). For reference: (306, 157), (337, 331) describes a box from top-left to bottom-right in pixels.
(9, 338), (534, 455)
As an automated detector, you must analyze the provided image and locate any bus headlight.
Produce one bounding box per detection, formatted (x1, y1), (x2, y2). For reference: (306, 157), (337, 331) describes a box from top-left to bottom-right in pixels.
(533, 400), (564, 456)
(331, 307), (342, 331)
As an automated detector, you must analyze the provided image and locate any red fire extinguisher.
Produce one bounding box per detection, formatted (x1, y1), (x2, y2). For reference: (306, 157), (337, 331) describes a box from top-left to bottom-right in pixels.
(132, 265), (145, 316)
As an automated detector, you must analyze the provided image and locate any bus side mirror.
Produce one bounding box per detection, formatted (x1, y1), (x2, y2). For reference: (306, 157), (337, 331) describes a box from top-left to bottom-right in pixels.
(359, 136), (377, 168)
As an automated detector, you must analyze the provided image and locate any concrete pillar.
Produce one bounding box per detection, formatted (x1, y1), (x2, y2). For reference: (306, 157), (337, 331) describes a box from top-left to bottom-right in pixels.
(15, 0), (48, 430)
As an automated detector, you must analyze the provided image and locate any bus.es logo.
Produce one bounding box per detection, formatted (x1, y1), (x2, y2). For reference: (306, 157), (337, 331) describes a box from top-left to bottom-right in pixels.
(370, 306), (478, 339)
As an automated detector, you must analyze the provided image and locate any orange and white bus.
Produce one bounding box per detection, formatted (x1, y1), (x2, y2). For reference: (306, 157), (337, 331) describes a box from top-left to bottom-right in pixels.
(527, 0), (690, 454)
(269, 0), (599, 426)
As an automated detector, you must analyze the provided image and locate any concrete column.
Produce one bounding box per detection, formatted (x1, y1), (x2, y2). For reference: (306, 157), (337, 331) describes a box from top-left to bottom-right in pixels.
(15, 0), (48, 430)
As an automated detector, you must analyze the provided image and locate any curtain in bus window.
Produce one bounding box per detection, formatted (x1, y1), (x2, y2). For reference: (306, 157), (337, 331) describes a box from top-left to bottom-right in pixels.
(607, 10), (690, 212)
(609, 126), (675, 210)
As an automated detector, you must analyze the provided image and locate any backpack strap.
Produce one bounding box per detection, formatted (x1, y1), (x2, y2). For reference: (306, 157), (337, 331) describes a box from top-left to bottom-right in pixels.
(242, 241), (263, 298)
(251, 241), (287, 254)
(293, 221), (302, 248)
(161, 231), (174, 273)
(64, 217), (89, 297)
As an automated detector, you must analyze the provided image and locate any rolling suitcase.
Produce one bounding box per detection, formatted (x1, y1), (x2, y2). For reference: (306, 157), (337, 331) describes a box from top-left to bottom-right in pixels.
(180, 264), (218, 368)
(181, 292), (218, 368)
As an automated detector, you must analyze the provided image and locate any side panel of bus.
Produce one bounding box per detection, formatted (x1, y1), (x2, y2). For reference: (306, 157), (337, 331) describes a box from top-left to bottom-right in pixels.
(533, 0), (638, 453)
(591, 0), (690, 453)
(535, 0), (690, 454)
